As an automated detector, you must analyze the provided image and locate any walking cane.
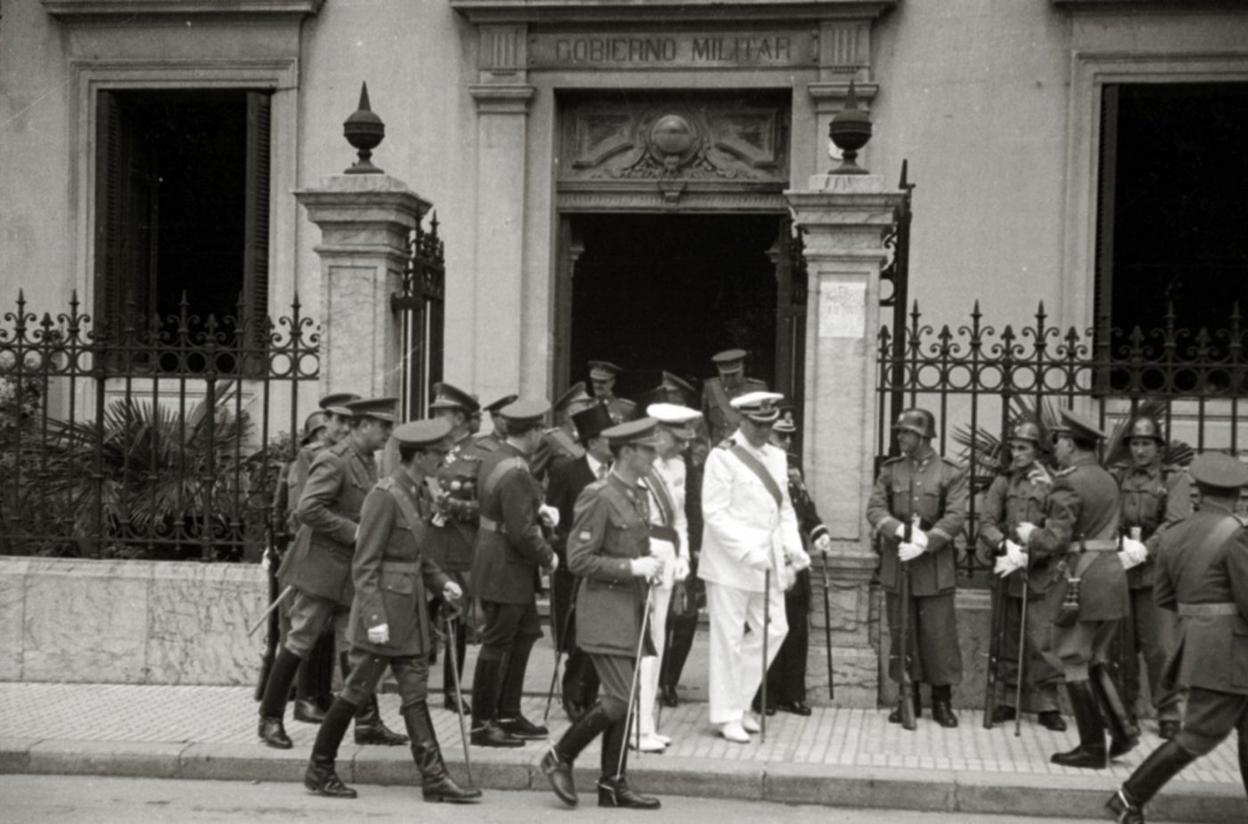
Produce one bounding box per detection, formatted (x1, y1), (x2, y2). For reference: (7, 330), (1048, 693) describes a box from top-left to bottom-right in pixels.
(444, 608), (475, 787)
(820, 554), (834, 700)
(1014, 569), (1030, 738)
(543, 574), (578, 722)
(247, 584), (293, 637)
(761, 568), (770, 744)
(618, 583), (655, 779)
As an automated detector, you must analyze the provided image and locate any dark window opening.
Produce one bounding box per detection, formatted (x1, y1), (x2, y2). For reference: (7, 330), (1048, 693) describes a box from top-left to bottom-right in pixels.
(94, 89), (271, 364)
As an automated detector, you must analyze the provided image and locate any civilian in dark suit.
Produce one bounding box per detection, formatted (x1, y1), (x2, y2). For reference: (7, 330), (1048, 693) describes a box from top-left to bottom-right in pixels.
(546, 404), (615, 720)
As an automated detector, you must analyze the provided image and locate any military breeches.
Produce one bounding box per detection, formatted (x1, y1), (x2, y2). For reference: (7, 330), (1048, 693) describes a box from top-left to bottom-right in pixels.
(591, 653), (637, 721)
(340, 650), (430, 711)
(999, 585), (1063, 712)
(1174, 687), (1248, 757)
(1125, 585), (1182, 721)
(1055, 617), (1118, 681)
(283, 588), (349, 658)
(886, 590), (962, 687)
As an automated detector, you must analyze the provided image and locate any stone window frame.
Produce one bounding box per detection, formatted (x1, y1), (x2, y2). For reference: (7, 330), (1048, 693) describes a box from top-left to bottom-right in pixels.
(70, 59), (301, 323)
(1060, 49), (1248, 332)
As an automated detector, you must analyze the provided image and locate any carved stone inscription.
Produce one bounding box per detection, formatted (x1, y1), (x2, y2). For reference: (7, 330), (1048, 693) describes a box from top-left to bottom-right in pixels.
(558, 94), (790, 184)
(532, 30), (815, 70)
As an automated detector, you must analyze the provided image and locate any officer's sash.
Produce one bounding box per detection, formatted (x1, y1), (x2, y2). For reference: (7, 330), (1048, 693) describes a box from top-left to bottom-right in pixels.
(644, 469), (680, 551)
(729, 444), (784, 509)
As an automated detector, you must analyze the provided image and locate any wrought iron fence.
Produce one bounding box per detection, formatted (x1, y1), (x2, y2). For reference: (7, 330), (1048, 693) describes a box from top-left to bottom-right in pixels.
(0, 291), (319, 561)
(876, 300), (1246, 577)
(392, 211), (445, 421)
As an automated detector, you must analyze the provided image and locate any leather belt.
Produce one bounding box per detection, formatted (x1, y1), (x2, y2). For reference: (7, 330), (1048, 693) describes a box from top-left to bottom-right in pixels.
(479, 516), (505, 534)
(1178, 602), (1238, 617)
(382, 561), (421, 574)
(1080, 539), (1119, 552)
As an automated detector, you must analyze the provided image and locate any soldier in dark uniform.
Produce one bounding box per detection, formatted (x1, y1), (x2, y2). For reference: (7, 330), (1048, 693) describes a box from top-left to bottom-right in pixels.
(260, 397), (408, 750)
(532, 382), (592, 482)
(700, 349), (768, 444)
(425, 382), (485, 714)
(541, 417), (664, 810)
(304, 418), (481, 803)
(474, 393), (517, 454)
(1105, 452), (1248, 824)
(588, 360), (637, 424)
(468, 398), (558, 747)
(279, 393), (359, 725)
(867, 408), (969, 728)
(975, 422), (1067, 731)
(755, 411), (832, 716)
(546, 403), (615, 721)
(1110, 415), (1192, 739)
(1018, 408), (1140, 768)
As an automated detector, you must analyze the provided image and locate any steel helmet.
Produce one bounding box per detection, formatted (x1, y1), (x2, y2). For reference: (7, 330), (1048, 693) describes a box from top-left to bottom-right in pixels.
(1009, 421), (1043, 446)
(892, 408), (936, 439)
(300, 411), (327, 445)
(1128, 416), (1165, 444)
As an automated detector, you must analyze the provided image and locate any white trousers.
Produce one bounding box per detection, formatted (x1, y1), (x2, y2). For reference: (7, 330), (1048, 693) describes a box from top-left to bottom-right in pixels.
(705, 579), (788, 725)
(637, 583), (673, 737)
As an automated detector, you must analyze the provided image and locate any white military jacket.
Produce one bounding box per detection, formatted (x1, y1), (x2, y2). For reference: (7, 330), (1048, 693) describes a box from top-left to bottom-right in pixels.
(698, 430), (808, 594)
(644, 454), (689, 589)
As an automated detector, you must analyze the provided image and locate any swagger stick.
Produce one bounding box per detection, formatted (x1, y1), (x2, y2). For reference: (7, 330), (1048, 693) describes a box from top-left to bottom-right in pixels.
(444, 608), (475, 786)
(820, 554), (834, 699)
(618, 583), (654, 778)
(543, 575), (579, 722)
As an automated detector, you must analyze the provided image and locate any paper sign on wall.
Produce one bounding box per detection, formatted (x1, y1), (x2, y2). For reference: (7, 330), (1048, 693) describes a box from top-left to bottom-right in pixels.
(817, 281), (866, 339)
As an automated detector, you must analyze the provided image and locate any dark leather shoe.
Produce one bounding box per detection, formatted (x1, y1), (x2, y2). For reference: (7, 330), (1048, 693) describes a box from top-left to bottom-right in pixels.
(499, 715), (549, 739)
(444, 695), (472, 716)
(1038, 711), (1067, 732)
(1051, 743), (1107, 769)
(1105, 788), (1144, 823)
(258, 716), (292, 749)
(750, 697), (777, 716)
(541, 748), (577, 807)
(931, 700), (959, 728)
(1157, 720), (1180, 741)
(354, 721), (408, 746)
(991, 706), (1017, 724)
(294, 698), (327, 725)
(471, 721), (525, 748)
(597, 777), (660, 809)
(304, 759), (357, 798)
(659, 685), (679, 708)
(1110, 733), (1139, 759)
(777, 701), (812, 717)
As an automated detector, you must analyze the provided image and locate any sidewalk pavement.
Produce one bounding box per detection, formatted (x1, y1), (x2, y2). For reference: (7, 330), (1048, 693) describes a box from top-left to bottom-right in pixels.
(1, 678), (1242, 823)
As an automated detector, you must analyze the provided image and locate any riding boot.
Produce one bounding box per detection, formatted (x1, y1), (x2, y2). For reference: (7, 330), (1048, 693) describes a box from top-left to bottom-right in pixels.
(1091, 664), (1140, 758)
(1051, 680), (1107, 769)
(541, 701), (615, 807)
(337, 653), (407, 746)
(498, 635), (544, 734)
(312, 632), (336, 712)
(257, 647), (302, 749)
(930, 684), (959, 728)
(304, 697), (359, 798)
(402, 701), (481, 803)
(597, 716), (660, 809)
(470, 654), (523, 747)
(1106, 740), (1199, 823)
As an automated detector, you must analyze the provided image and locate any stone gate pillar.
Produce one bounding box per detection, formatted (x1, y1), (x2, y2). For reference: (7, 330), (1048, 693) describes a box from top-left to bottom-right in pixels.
(785, 174), (901, 708)
(295, 91), (430, 400)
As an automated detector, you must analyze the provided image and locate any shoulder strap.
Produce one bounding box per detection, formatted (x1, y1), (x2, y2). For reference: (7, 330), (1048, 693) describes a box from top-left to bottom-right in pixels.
(482, 456), (527, 500)
(385, 482), (425, 533)
(1200, 515), (1243, 558)
(645, 468), (676, 526)
(729, 443), (784, 509)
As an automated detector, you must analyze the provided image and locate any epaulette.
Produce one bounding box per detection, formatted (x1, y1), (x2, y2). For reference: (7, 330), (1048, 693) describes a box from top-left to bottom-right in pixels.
(881, 455), (903, 465)
(328, 438), (352, 456)
(1055, 466), (1076, 477)
(745, 378), (768, 388)
(715, 437), (735, 450)
(376, 477), (397, 491)
(1026, 464), (1053, 484)
(583, 478), (609, 494)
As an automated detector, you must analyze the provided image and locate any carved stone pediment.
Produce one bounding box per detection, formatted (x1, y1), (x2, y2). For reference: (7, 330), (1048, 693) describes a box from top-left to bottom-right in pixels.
(559, 94), (789, 185)
(450, 0), (899, 24)
(41, 0), (323, 17)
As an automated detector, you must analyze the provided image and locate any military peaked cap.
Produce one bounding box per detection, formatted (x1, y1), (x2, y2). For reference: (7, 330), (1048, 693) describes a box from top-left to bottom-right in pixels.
(571, 404), (614, 441)
(499, 398), (550, 426)
(344, 397), (397, 423)
(603, 417), (662, 448)
(588, 360), (622, 381)
(428, 382), (480, 414)
(483, 393), (519, 414)
(393, 418), (452, 448)
(554, 381), (593, 413)
(711, 348), (747, 373)
(1189, 452), (1248, 491)
(319, 391), (361, 417)
(731, 391), (784, 423)
(646, 402), (701, 440)
(1052, 407), (1106, 442)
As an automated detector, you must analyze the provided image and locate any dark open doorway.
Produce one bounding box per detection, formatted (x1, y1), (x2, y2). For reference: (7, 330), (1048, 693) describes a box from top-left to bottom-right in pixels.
(564, 213), (786, 403)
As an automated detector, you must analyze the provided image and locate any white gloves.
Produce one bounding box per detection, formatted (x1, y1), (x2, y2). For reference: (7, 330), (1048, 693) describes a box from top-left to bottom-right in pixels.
(539, 504), (560, 530)
(442, 581), (463, 602)
(546, 553), (559, 573)
(631, 556), (663, 580)
(994, 539), (1028, 577)
(367, 623), (390, 645)
(814, 534), (832, 556)
(1016, 521), (1038, 546)
(1119, 537), (1148, 571)
(673, 555), (691, 582)
(897, 541), (924, 563)
(893, 516), (928, 548)
(788, 546), (812, 572)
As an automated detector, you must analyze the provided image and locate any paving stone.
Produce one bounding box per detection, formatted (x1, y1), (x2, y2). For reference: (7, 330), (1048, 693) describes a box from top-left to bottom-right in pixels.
(0, 736), (39, 773)
(27, 739), (185, 778)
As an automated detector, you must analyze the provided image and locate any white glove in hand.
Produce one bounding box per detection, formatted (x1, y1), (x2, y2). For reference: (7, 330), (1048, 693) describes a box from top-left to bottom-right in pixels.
(538, 503), (560, 530)
(993, 555), (1016, 577)
(367, 623), (390, 645)
(1016, 521), (1038, 545)
(894, 523), (907, 539)
(1119, 537), (1148, 570)
(546, 553), (559, 574)
(814, 534), (832, 557)
(630, 556), (663, 580)
(673, 555), (690, 582)
(789, 546), (812, 572)
(909, 516), (929, 549)
(443, 581), (463, 602)
(1004, 539), (1027, 569)
(897, 541), (924, 563)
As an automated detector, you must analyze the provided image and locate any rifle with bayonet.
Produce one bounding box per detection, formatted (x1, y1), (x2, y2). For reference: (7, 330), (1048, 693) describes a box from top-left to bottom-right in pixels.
(894, 475), (917, 731)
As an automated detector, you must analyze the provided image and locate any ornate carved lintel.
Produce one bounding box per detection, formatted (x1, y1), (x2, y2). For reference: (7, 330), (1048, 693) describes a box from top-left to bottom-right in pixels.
(469, 84), (536, 114)
(478, 24), (529, 84)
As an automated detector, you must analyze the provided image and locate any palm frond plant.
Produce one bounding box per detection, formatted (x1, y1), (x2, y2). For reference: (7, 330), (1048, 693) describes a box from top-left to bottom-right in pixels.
(951, 396), (1062, 482)
(1102, 399), (1195, 468)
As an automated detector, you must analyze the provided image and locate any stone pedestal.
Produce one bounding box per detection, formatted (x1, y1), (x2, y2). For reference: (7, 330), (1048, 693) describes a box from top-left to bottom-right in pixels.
(295, 174), (430, 399)
(786, 174), (902, 708)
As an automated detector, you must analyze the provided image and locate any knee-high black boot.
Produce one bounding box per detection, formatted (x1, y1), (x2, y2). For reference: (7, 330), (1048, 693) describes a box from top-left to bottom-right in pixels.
(469, 652), (523, 747)
(1105, 739), (1199, 823)
(402, 701), (481, 803)
(540, 701), (615, 807)
(1051, 680), (1107, 769)
(498, 636), (546, 737)
(338, 652), (407, 746)
(1092, 664), (1140, 758)
(304, 697), (359, 798)
(258, 647), (302, 749)
(597, 716), (660, 810)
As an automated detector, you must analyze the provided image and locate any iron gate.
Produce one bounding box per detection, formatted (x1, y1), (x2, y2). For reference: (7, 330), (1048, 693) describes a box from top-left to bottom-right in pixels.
(392, 212), (446, 421)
